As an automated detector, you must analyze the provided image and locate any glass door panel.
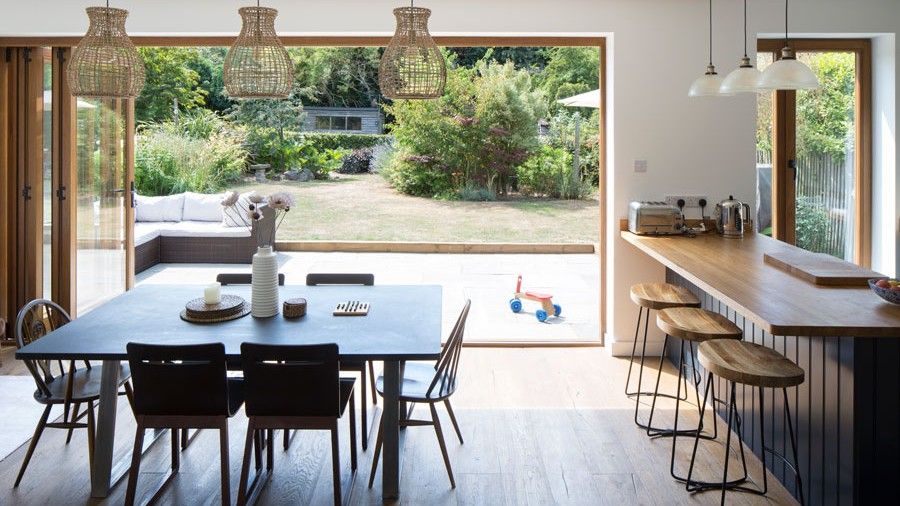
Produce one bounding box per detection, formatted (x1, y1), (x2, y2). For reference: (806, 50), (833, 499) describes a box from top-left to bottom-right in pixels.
(793, 51), (856, 261)
(756, 52), (775, 236)
(76, 98), (126, 314)
(42, 49), (53, 298)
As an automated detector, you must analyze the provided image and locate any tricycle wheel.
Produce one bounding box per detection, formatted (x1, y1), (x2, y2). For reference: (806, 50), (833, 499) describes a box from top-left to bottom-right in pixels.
(536, 309), (548, 322)
(553, 304), (562, 317)
(510, 299), (523, 313)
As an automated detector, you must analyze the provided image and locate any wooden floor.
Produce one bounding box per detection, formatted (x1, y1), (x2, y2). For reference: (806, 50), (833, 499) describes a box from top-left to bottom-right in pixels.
(0, 346), (797, 505)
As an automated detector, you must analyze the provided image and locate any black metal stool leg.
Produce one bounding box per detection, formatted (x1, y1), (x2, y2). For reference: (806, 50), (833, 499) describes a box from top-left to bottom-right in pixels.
(627, 307), (688, 405)
(625, 306), (643, 396)
(783, 388), (805, 506)
(644, 338), (713, 439)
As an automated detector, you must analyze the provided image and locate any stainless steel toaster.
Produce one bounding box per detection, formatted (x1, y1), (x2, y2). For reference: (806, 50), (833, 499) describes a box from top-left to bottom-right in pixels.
(628, 201), (685, 235)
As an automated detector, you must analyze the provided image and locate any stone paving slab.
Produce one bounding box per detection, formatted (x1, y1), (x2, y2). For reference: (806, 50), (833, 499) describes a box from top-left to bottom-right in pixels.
(136, 252), (600, 342)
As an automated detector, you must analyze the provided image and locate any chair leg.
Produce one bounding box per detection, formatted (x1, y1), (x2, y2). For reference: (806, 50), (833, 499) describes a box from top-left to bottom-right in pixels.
(14, 405), (52, 487)
(123, 381), (136, 415)
(783, 388), (805, 506)
(124, 423), (146, 506)
(348, 391), (358, 472)
(368, 361), (377, 405)
(238, 420), (255, 506)
(360, 367), (368, 451)
(181, 428), (189, 451)
(330, 424), (341, 506)
(720, 382), (737, 505)
(368, 414), (384, 489)
(443, 399), (464, 444)
(219, 421), (231, 506)
(266, 429), (274, 471)
(429, 403), (456, 489)
(86, 400), (96, 470)
(283, 429), (290, 451)
(66, 402), (81, 444)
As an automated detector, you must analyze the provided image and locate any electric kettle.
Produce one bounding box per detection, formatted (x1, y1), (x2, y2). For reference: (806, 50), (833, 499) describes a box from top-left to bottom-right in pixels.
(715, 196), (751, 238)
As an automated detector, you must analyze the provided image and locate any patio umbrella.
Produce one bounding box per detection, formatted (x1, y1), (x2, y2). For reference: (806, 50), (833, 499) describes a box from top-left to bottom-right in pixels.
(556, 89), (600, 193)
(556, 89), (600, 109)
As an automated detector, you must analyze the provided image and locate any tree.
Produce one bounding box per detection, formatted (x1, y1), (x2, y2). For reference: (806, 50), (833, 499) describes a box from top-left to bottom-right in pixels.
(188, 47), (232, 114)
(447, 47), (548, 70)
(136, 48), (208, 123)
(535, 47), (600, 114)
(290, 47), (382, 107)
(796, 52), (855, 161)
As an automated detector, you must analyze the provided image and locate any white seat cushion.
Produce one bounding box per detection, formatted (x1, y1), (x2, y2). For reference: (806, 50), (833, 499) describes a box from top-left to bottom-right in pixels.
(134, 223), (161, 246)
(183, 192), (225, 222)
(156, 221), (251, 238)
(135, 194), (184, 222)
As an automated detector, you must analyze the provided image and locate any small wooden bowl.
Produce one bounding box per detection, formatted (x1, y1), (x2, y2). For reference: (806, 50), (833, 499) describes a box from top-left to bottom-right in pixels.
(283, 298), (307, 319)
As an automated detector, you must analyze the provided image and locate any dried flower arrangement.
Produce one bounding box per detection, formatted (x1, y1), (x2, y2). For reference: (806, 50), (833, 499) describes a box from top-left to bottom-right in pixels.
(221, 191), (294, 247)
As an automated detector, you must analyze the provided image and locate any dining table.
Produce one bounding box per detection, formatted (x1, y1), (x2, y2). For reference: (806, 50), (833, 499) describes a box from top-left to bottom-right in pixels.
(15, 283), (444, 501)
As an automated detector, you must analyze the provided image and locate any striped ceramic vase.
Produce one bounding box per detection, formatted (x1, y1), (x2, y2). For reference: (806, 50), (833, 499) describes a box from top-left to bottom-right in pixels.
(251, 246), (279, 317)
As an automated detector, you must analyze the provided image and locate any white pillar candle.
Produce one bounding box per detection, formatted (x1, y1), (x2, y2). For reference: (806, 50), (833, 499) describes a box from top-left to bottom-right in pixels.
(204, 282), (222, 305)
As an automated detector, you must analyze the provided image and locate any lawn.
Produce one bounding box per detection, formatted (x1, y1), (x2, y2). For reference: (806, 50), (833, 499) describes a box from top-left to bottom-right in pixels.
(235, 174), (598, 243)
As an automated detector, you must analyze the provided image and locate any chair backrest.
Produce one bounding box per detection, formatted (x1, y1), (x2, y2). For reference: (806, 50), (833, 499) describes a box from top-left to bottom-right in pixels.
(15, 299), (73, 398)
(126, 342), (230, 416)
(305, 273), (374, 286)
(217, 273), (285, 286)
(427, 300), (471, 398)
(241, 343), (340, 417)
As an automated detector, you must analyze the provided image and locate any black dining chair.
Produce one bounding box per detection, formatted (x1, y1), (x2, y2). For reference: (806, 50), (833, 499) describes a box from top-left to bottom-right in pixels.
(216, 273), (286, 286)
(298, 272), (375, 452)
(124, 343), (244, 506)
(368, 300), (471, 489)
(13, 299), (134, 487)
(237, 343), (357, 506)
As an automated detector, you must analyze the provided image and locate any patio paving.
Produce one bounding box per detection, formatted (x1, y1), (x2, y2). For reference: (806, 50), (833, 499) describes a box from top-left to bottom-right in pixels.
(136, 252), (600, 342)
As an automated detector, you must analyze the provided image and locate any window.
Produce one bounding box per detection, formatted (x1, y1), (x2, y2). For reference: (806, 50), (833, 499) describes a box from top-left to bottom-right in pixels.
(314, 115), (363, 131)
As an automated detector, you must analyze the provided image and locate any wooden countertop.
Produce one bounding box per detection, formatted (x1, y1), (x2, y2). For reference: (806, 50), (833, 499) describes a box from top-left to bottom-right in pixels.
(622, 232), (900, 337)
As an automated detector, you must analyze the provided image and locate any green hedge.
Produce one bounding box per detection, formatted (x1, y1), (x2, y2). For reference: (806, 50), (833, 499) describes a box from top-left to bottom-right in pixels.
(300, 132), (391, 151)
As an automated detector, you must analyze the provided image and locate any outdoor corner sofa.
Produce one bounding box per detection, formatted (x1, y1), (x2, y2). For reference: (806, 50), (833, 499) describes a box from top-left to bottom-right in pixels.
(135, 191), (273, 274)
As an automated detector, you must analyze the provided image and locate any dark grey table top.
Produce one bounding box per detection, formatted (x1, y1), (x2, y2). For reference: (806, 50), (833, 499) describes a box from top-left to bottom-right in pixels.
(16, 284), (443, 361)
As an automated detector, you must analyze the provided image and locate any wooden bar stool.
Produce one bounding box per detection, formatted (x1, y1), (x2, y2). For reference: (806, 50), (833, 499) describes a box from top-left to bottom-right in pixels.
(626, 283), (699, 433)
(655, 308), (742, 480)
(687, 340), (806, 505)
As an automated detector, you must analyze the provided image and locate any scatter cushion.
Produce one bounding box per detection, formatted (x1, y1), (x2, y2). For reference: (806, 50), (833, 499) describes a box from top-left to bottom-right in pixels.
(222, 192), (255, 228)
(182, 192), (225, 222)
(135, 194), (184, 222)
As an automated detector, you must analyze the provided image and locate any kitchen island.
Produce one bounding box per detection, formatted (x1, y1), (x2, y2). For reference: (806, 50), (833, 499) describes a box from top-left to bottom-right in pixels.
(622, 231), (900, 505)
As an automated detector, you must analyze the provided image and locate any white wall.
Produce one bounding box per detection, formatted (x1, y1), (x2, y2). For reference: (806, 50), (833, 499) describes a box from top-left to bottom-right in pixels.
(2, 0), (897, 353)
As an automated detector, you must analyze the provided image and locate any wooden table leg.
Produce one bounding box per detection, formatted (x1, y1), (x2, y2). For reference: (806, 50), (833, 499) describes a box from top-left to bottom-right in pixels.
(381, 360), (401, 500)
(90, 360), (121, 498)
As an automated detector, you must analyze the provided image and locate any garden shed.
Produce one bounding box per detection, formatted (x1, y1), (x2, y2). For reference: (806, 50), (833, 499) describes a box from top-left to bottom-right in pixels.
(302, 106), (384, 134)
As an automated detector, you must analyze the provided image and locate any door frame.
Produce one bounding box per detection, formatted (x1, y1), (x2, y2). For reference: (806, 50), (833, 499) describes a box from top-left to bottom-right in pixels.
(0, 35), (607, 345)
(759, 38), (872, 266)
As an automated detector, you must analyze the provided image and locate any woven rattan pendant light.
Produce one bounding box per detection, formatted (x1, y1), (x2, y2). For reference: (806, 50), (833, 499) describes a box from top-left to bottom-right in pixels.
(67, 1), (145, 98)
(223, 1), (293, 99)
(379, 1), (446, 100)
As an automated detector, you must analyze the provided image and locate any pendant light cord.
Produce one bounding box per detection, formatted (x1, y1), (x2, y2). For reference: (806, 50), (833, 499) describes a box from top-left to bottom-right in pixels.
(784, 0), (790, 45)
(708, 0), (713, 66)
(742, 0), (748, 58)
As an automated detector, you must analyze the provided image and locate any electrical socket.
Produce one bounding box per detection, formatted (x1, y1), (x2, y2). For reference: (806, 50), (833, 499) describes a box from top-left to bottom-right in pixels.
(665, 195), (709, 208)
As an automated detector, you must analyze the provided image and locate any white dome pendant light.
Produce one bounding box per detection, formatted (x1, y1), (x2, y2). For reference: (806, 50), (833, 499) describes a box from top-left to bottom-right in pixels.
(689, 0), (728, 97)
(758, 0), (819, 90)
(720, 0), (762, 94)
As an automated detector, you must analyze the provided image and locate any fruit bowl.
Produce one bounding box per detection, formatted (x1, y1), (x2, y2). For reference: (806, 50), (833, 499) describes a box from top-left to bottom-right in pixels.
(868, 279), (900, 305)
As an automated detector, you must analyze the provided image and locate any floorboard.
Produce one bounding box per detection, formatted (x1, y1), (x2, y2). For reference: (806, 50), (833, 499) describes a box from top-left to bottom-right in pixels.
(0, 346), (797, 505)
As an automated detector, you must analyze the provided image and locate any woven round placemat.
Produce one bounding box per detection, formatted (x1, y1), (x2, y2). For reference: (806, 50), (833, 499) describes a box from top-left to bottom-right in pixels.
(180, 304), (251, 324)
(185, 295), (245, 319)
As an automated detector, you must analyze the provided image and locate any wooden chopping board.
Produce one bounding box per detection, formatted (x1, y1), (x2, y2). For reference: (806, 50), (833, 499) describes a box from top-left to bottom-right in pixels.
(763, 250), (886, 286)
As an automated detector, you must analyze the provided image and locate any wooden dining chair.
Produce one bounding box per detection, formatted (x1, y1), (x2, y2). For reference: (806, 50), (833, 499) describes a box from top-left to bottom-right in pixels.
(237, 343), (357, 506)
(216, 273), (286, 286)
(125, 342), (244, 506)
(368, 300), (471, 489)
(299, 272), (376, 452)
(13, 299), (134, 487)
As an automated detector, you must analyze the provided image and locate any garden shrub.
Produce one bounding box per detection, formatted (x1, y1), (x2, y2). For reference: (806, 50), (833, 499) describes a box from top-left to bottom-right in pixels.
(339, 148), (374, 174)
(135, 116), (248, 196)
(382, 149), (455, 198)
(301, 132), (390, 152)
(244, 128), (344, 178)
(516, 144), (592, 199)
(458, 182), (496, 201)
(795, 196), (834, 254)
(386, 60), (546, 198)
